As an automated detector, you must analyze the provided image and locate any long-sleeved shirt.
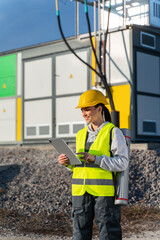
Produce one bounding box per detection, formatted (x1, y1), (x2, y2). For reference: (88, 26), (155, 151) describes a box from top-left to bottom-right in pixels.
(87, 122), (129, 172)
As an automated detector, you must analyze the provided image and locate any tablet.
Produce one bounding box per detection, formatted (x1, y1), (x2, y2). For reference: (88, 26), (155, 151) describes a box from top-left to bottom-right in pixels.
(49, 138), (82, 165)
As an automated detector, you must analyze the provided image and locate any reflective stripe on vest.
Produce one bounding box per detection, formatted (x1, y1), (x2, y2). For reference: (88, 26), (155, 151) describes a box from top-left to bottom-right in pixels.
(75, 162), (101, 168)
(72, 178), (114, 185)
(72, 122), (115, 197)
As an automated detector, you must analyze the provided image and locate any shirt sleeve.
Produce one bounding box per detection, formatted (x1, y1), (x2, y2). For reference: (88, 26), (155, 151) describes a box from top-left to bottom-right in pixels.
(94, 127), (129, 172)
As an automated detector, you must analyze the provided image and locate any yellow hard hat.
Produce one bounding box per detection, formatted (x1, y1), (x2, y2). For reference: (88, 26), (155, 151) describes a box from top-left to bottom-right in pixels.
(75, 89), (108, 109)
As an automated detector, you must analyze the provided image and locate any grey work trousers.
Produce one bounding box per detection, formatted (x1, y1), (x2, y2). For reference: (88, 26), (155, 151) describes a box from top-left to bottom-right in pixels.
(72, 192), (122, 240)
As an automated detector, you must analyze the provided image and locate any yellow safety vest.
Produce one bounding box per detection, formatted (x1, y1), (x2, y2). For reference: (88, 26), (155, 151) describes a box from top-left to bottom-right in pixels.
(72, 122), (115, 196)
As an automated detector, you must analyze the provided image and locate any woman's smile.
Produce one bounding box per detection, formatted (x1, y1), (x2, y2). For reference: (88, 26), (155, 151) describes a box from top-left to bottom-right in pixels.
(81, 106), (104, 130)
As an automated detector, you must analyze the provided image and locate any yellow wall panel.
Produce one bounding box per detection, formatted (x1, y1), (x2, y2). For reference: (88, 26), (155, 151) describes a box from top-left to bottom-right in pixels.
(106, 84), (131, 129)
(92, 37), (97, 86)
(17, 97), (22, 141)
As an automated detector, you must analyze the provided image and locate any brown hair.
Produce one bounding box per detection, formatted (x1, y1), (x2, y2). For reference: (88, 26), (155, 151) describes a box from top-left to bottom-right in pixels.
(94, 103), (111, 122)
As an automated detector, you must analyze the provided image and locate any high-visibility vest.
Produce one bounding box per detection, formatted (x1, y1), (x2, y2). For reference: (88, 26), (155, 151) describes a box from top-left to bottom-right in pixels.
(72, 122), (115, 196)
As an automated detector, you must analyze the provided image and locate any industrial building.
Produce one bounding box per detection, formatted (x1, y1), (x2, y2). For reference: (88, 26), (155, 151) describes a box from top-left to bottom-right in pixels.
(0, 0), (160, 144)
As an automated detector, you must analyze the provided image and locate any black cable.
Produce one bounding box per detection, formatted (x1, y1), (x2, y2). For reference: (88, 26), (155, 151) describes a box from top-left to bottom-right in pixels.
(85, 6), (115, 111)
(99, 34), (102, 76)
(85, 12), (103, 77)
(103, 3), (111, 79)
(56, 1), (115, 111)
(57, 15), (102, 79)
(56, 0), (118, 125)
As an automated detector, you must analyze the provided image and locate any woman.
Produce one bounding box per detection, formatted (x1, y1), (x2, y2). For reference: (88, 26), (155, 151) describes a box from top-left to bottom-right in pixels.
(58, 89), (128, 240)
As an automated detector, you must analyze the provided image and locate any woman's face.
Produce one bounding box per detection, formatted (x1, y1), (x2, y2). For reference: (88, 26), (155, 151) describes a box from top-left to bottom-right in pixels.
(81, 106), (102, 124)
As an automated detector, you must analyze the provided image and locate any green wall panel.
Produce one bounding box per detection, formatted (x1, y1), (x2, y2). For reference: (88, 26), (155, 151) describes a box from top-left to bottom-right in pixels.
(0, 54), (16, 97)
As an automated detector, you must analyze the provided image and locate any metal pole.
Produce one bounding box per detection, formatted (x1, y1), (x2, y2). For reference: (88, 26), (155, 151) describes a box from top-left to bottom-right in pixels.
(93, 0), (97, 85)
(76, 0), (79, 37)
(123, 0), (126, 27)
(94, 0), (96, 36)
(97, 0), (101, 83)
(102, 0), (105, 74)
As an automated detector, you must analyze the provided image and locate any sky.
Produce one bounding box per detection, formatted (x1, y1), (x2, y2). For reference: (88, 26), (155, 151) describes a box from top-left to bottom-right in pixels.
(0, 0), (95, 53)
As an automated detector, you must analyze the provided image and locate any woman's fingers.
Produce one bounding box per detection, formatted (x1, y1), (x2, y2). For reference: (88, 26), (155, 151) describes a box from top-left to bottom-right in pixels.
(76, 152), (94, 162)
(58, 154), (69, 165)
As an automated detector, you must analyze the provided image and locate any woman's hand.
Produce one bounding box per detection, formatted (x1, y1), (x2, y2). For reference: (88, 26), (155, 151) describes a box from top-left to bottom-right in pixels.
(76, 152), (95, 163)
(58, 154), (69, 166)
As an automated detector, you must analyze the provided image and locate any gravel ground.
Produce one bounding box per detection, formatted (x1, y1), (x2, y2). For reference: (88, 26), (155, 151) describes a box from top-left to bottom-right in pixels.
(0, 230), (159, 240)
(0, 144), (159, 239)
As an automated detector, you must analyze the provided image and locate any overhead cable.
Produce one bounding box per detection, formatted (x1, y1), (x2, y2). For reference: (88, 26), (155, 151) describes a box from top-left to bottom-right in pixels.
(103, 0), (111, 78)
(55, 0), (115, 111)
(55, 0), (102, 79)
(84, 0), (115, 111)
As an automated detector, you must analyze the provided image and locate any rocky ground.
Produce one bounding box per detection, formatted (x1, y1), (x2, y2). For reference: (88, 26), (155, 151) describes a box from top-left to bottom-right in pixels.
(0, 145), (159, 239)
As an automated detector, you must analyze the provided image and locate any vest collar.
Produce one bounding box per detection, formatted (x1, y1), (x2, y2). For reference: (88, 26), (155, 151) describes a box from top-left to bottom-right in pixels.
(87, 121), (108, 134)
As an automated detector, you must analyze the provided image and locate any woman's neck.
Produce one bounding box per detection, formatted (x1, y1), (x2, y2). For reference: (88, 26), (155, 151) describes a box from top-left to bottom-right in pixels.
(91, 120), (105, 131)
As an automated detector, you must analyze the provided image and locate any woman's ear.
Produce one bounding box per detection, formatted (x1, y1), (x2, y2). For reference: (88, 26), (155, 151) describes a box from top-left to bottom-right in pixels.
(98, 105), (103, 113)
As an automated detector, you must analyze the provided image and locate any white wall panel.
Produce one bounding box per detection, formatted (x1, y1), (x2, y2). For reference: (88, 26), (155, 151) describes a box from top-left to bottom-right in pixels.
(56, 96), (83, 123)
(107, 30), (131, 85)
(56, 96), (85, 137)
(55, 51), (88, 95)
(137, 52), (160, 94)
(0, 99), (16, 142)
(24, 99), (52, 139)
(137, 95), (160, 135)
(24, 58), (52, 99)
